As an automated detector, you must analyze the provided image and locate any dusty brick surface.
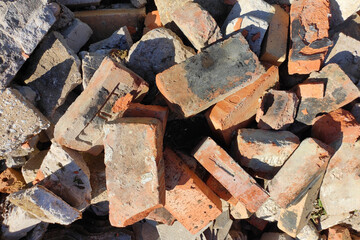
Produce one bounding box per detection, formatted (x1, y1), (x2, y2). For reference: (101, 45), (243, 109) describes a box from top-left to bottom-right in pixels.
(232, 129), (300, 179)
(156, 33), (265, 118)
(103, 118), (165, 228)
(288, 0), (332, 74)
(206, 66), (278, 145)
(193, 137), (269, 213)
(0, 168), (26, 194)
(296, 82), (325, 99)
(296, 64), (360, 125)
(163, 148), (222, 234)
(54, 57), (148, 155)
(268, 138), (334, 208)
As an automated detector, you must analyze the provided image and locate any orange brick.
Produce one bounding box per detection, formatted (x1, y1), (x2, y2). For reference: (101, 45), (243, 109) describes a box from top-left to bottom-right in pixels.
(163, 148), (222, 234)
(193, 137), (269, 213)
(328, 226), (352, 240)
(0, 168), (26, 194)
(54, 57), (148, 155)
(206, 175), (238, 206)
(296, 82), (325, 99)
(146, 207), (176, 225)
(206, 66), (279, 145)
(103, 118), (165, 227)
(143, 10), (163, 34)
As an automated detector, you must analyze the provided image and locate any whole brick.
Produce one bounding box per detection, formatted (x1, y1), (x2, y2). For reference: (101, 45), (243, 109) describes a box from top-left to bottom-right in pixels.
(0, 168), (26, 194)
(54, 57), (149, 154)
(171, 2), (222, 50)
(268, 138), (334, 208)
(206, 65), (278, 145)
(232, 129), (300, 179)
(193, 137), (269, 213)
(256, 90), (299, 130)
(0, 88), (50, 156)
(296, 64), (360, 125)
(288, 0), (332, 74)
(103, 118), (165, 228)
(156, 33), (265, 118)
(163, 148), (222, 234)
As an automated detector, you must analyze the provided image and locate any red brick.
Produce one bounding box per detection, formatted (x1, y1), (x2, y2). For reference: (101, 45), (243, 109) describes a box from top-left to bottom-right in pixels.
(143, 10), (163, 35)
(288, 0), (331, 74)
(206, 66), (279, 145)
(268, 138), (334, 208)
(296, 81), (325, 99)
(247, 215), (268, 231)
(54, 57), (148, 155)
(170, 2), (222, 50)
(146, 207), (176, 225)
(163, 148), (222, 234)
(312, 109), (360, 147)
(0, 168), (26, 194)
(193, 137), (269, 213)
(156, 33), (265, 118)
(206, 175), (237, 206)
(103, 118), (165, 227)
(328, 226), (352, 240)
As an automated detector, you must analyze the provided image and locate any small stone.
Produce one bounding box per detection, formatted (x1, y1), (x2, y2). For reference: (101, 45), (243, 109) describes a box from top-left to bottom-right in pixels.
(0, 168), (26, 194)
(61, 18), (93, 53)
(131, 0), (147, 8)
(89, 26), (133, 52)
(22, 150), (48, 184)
(9, 185), (82, 225)
(256, 90), (299, 130)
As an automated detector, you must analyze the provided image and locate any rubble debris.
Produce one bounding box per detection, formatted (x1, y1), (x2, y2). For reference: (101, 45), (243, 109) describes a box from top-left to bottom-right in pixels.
(9, 185), (82, 225)
(296, 222), (320, 240)
(329, 0), (360, 27)
(146, 207), (176, 225)
(143, 10), (163, 34)
(60, 18), (93, 53)
(352, 103), (360, 123)
(156, 32), (265, 118)
(51, 3), (75, 30)
(54, 57), (149, 154)
(255, 197), (281, 222)
(79, 50), (110, 88)
(21, 150), (48, 184)
(103, 118), (165, 227)
(328, 225), (352, 240)
(296, 81), (325, 99)
(88, 26), (133, 52)
(57, 0), (102, 7)
(156, 221), (212, 240)
(131, 0), (147, 8)
(0, 168), (26, 194)
(260, 232), (293, 240)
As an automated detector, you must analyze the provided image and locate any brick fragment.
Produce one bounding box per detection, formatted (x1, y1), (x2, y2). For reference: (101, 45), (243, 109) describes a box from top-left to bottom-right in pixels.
(54, 57), (148, 154)
(288, 0), (332, 74)
(260, 5), (289, 66)
(232, 129), (300, 179)
(222, 0), (275, 56)
(156, 33), (265, 118)
(163, 148), (222, 234)
(193, 137), (269, 213)
(268, 138), (334, 208)
(206, 65), (278, 145)
(144, 11), (163, 34)
(21, 150), (48, 184)
(0, 88), (50, 156)
(296, 64), (360, 125)
(9, 185), (81, 225)
(61, 18), (93, 53)
(103, 118), (165, 228)
(256, 90), (299, 130)
(171, 2), (222, 50)
(296, 82), (325, 99)
(328, 226), (352, 240)
(146, 208), (176, 225)
(89, 26), (133, 52)
(206, 175), (237, 206)
(0, 168), (26, 194)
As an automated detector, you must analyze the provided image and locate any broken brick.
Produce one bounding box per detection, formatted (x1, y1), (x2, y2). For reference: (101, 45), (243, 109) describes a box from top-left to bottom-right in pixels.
(232, 129), (300, 179)
(163, 148), (222, 234)
(328, 225), (352, 240)
(256, 90), (299, 130)
(268, 138), (334, 208)
(206, 175), (237, 206)
(103, 118), (165, 228)
(143, 10), (163, 34)
(54, 57), (149, 155)
(0, 168), (26, 194)
(21, 150), (48, 184)
(296, 82), (325, 99)
(288, 0), (332, 74)
(171, 2), (222, 50)
(296, 64), (360, 125)
(146, 208), (176, 225)
(193, 137), (269, 213)
(206, 65), (278, 145)
(156, 32), (265, 118)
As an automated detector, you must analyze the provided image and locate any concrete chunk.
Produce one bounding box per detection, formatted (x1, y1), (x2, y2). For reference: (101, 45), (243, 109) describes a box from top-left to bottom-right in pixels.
(79, 50), (109, 88)
(61, 18), (93, 53)
(22, 150), (48, 184)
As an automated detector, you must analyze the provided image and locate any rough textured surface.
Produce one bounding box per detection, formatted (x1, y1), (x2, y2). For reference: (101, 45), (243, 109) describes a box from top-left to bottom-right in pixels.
(255, 197), (281, 222)
(0, 88), (50, 156)
(19, 31), (82, 123)
(171, 2), (222, 50)
(54, 57), (149, 154)
(127, 27), (195, 86)
(0, 168), (26, 193)
(206, 65), (277, 145)
(222, 0), (275, 56)
(260, 5), (289, 65)
(193, 137), (269, 213)
(328, 225), (352, 240)
(296, 222), (320, 240)
(288, 0), (331, 74)
(256, 90), (299, 130)
(79, 50), (110, 88)
(37, 143), (91, 211)
(22, 150), (48, 184)
(156, 221), (212, 240)
(144, 10), (163, 34)
(296, 82), (325, 99)
(146, 207), (176, 225)
(0, 0), (56, 88)
(89, 26), (133, 52)
(163, 148), (222, 234)
(268, 138), (334, 208)
(103, 118), (165, 228)
(232, 129), (300, 179)
(61, 18), (93, 53)
(157, 33), (265, 118)
(296, 64), (360, 125)
(9, 185), (82, 225)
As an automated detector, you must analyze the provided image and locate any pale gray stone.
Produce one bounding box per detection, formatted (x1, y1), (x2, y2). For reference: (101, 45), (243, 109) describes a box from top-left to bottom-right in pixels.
(255, 197), (280, 222)
(79, 50), (110, 88)
(5, 156), (27, 169)
(296, 222), (320, 240)
(61, 18), (93, 53)
(89, 26), (133, 52)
